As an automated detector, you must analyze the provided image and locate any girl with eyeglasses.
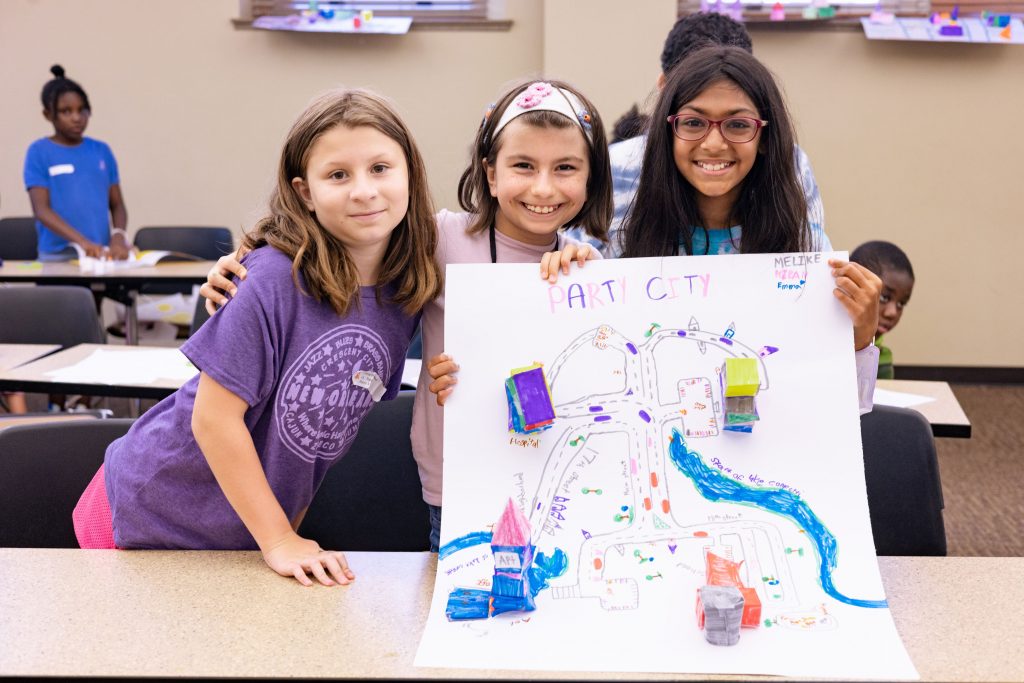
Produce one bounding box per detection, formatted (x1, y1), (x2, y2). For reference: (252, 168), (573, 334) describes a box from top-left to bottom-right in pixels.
(621, 46), (882, 410)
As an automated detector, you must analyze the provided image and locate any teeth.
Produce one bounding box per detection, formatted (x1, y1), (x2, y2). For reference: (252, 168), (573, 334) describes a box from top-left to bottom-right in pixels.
(697, 161), (733, 171)
(524, 204), (557, 214)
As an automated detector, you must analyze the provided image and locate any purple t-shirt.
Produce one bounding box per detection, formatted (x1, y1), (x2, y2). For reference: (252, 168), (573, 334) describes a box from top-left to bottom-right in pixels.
(105, 246), (417, 549)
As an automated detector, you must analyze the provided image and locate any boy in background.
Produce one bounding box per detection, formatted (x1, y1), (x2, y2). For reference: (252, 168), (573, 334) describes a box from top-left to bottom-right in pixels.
(850, 241), (915, 379)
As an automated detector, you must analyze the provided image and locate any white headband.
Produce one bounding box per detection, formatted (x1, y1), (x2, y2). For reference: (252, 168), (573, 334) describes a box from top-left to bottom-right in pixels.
(490, 82), (593, 143)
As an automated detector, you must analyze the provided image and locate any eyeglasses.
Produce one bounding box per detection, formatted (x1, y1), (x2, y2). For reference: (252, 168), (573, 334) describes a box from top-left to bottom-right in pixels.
(667, 114), (768, 144)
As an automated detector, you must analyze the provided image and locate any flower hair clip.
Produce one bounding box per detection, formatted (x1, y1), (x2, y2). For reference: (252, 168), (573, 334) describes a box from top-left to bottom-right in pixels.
(576, 108), (593, 133)
(515, 82), (554, 109)
(480, 102), (497, 128)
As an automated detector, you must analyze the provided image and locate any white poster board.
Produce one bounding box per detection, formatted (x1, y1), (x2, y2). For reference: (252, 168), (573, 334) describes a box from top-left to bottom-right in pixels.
(416, 253), (917, 680)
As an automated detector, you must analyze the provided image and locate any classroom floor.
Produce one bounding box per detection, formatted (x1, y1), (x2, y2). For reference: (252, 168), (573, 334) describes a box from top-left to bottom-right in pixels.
(931, 384), (1024, 557)
(13, 382), (1024, 558)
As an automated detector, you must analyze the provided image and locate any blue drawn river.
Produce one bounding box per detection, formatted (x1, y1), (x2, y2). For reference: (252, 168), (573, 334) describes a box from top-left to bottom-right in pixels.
(667, 428), (886, 608)
(439, 429), (885, 609)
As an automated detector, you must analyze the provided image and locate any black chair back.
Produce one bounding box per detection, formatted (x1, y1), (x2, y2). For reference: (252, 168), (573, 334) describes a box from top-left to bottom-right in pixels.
(133, 226), (234, 261)
(0, 216), (39, 260)
(861, 405), (947, 555)
(133, 226), (233, 298)
(299, 391), (430, 551)
(0, 285), (105, 348)
(190, 294), (212, 337)
(0, 419), (134, 547)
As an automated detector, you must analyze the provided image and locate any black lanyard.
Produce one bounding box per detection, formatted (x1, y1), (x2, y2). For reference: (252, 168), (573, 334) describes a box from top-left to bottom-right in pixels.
(489, 225), (559, 264)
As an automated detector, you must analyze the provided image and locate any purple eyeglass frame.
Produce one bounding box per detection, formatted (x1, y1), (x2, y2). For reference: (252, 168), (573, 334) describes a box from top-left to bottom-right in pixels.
(666, 114), (769, 143)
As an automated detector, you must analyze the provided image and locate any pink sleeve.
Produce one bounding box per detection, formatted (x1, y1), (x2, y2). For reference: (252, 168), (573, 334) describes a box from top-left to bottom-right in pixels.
(855, 343), (880, 415)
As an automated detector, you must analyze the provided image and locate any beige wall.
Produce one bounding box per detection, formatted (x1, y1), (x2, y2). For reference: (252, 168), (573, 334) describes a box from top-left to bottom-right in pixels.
(2, 0), (1020, 366)
(0, 0), (543, 230)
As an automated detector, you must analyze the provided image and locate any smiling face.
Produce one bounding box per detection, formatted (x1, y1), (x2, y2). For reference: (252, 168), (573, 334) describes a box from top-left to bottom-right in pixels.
(45, 91), (90, 145)
(876, 267), (914, 336)
(291, 124), (409, 281)
(485, 118), (590, 247)
(672, 80), (762, 229)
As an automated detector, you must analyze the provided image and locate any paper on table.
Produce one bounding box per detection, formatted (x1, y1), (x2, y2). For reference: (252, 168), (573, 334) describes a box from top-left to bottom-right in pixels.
(136, 291), (198, 325)
(43, 348), (198, 386)
(73, 246), (174, 272)
(872, 388), (936, 409)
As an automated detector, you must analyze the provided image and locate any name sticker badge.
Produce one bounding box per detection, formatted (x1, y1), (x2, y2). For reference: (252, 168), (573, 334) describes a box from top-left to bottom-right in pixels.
(352, 370), (385, 402)
(48, 164), (75, 177)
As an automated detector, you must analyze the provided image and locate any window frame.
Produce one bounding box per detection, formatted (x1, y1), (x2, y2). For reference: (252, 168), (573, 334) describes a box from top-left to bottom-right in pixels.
(238, 0), (511, 31)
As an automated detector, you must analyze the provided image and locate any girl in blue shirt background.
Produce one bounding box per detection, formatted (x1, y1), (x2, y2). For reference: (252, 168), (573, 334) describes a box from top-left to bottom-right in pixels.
(23, 65), (130, 261)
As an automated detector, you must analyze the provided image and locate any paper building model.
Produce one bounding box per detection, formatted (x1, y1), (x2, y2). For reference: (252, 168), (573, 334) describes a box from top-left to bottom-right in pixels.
(445, 499), (537, 621)
(720, 357), (760, 433)
(695, 550), (763, 645)
(506, 362), (555, 434)
(489, 498), (537, 616)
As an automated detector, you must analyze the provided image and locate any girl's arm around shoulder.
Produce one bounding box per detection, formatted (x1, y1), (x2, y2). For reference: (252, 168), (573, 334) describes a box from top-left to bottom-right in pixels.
(192, 371), (355, 586)
(200, 246), (252, 314)
(540, 233), (603, 284)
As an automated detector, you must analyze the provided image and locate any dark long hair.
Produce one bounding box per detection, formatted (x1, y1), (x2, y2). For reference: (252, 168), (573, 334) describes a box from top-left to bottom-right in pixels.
(457, 79), (612, 244)
(621, 46), (811, 258)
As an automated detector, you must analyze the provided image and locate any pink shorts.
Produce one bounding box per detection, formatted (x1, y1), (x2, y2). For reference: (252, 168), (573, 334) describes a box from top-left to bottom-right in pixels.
(72, 464), (118, 549)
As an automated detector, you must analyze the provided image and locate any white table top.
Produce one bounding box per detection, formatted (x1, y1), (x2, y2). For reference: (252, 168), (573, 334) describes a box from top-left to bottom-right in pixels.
(0, 343), (59, 372)
(0, 343), (195, 400)
(0, 550), (1020, 681)
(0, 259), (215, 283)
(875, 379), (971, 438)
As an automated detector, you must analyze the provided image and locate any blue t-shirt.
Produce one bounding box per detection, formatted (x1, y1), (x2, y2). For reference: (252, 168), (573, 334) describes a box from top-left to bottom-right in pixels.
(104, 246), (418, 549)
(23, 136), (120, 255)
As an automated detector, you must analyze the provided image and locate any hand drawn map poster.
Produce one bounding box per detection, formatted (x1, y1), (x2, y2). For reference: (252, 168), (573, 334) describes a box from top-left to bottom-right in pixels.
(415, 253), (917, 679)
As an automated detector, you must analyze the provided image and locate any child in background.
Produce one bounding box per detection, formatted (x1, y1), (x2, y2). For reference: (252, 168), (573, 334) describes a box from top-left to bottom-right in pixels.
(431, 48), (881, 415)
(609, 103), (648, 144)
(73, 89), (443, 587)
(24, 65), (131, 261)
(200, 79), (613, 552)
(850, 241), (915, 379)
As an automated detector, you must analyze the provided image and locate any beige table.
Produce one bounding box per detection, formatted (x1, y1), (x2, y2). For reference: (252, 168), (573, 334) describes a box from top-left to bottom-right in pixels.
(0, 343), (195, 401)
(875, 379), (972, 438)
(0, 344), (60, 372)
(0, 259), (214, 344)
(0, 550), (1019, 681)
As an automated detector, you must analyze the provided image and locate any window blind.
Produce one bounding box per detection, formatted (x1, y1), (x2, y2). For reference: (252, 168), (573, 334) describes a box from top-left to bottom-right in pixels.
(250, 1), (489, 22)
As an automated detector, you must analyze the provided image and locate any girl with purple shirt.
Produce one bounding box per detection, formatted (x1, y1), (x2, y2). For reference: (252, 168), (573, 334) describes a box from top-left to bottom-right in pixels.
(72, 90), (443, 587)
(200, 80), (615, 553)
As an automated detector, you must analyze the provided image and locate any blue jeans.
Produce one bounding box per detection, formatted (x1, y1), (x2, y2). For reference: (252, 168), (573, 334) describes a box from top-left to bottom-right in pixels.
(428, 504), (441, 553)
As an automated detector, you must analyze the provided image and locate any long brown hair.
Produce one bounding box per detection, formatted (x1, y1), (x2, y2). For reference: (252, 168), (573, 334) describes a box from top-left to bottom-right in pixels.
(621, 47), (811, 258)
(243, 89), (442, 316)
(457, 79), (612, 244)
